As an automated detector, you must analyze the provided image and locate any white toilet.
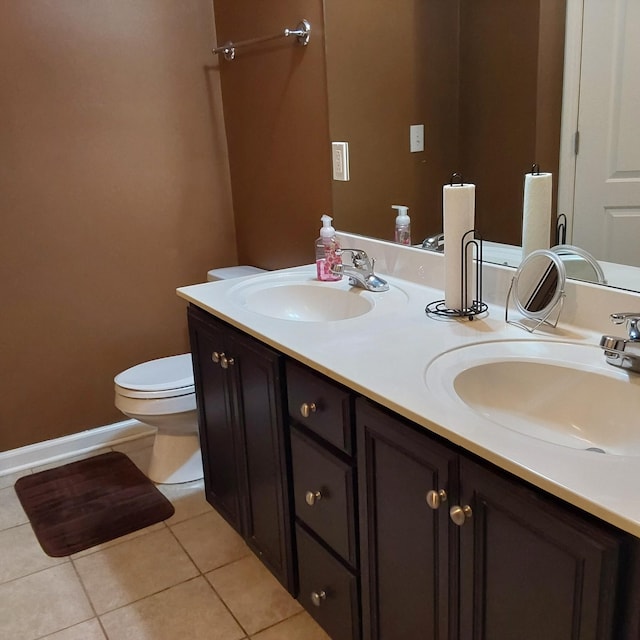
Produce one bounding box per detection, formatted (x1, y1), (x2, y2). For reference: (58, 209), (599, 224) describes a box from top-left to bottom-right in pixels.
(114, 265), (265, 484)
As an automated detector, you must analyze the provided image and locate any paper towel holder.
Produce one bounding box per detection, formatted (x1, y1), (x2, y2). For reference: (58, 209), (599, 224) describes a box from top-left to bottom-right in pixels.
(425, 229), (488, 321)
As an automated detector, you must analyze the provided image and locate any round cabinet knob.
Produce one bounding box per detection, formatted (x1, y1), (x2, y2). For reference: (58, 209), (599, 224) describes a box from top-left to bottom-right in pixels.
(425, 489), (448, 510)
(211, 351), (221, 363)
(305, 490), (322, 506)
(449, 504), (473, 526)
(300, 402), (317, 418)
(310, 590), (327, 607)
(220, 355), (235, 369)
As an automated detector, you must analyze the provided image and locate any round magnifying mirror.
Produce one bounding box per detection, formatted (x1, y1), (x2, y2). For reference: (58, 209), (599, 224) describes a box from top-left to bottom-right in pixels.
(551, 244), (607, 285)
(513, 250), (566, 320)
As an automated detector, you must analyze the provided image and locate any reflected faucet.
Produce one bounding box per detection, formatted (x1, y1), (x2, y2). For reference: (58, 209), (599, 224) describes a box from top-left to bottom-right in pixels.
(421, 232), (445, 252)
(600, 312), (640, 373)
(331, 249), (389, 292)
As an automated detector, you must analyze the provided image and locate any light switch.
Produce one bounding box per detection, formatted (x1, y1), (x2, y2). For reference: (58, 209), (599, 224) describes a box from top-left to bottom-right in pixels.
(410, 124), (424, 153)
(332, 141), (350, 181)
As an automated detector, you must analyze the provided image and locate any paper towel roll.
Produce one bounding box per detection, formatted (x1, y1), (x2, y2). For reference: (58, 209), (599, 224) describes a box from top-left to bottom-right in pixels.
(522, 172), (552, 259)
(443, 182), (476, 311)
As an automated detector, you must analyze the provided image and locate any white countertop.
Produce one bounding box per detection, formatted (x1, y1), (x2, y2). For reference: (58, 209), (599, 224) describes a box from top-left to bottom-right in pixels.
(178, 235), (640, 538)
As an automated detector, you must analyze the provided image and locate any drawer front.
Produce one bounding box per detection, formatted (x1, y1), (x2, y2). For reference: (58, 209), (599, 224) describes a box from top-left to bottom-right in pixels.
(286, 361), (353, 454)
(296, 524), (360, 640)
(291, 428), (356, 565)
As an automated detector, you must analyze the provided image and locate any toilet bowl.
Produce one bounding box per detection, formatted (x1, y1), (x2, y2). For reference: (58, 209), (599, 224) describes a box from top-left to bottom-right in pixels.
(114, 265), (265, 484)
(115, 353), (201, 484)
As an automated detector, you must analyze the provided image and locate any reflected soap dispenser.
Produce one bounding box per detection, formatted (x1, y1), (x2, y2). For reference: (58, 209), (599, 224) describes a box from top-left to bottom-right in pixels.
(392, 205), (411, 245)
(315, 214), (342, 281)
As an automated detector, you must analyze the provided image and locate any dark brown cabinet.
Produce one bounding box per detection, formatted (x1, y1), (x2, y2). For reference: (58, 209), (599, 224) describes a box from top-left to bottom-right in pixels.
(357, 399), (626, 640)
(457, 456), (621, 640)
(186, 306), (640, 640)
(287, 361), (360, 640)
(187, 305), (294, 593)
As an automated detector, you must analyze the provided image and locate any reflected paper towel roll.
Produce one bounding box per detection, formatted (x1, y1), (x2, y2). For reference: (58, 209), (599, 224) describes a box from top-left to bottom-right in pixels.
(522, 171), (552, 259)
(443, 182), (475, 311)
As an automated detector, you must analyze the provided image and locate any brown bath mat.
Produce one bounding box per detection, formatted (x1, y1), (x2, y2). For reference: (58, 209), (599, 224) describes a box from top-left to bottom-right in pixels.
(14, 451), (175, 557)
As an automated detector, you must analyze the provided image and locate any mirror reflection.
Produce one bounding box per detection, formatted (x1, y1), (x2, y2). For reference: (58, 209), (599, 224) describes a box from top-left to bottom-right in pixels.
(325, 0), (640, 293)
(507, 249), (566, 332)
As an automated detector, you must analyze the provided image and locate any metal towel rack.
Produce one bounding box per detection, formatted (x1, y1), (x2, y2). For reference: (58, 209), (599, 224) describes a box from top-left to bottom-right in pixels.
(213, 19), (311, 61)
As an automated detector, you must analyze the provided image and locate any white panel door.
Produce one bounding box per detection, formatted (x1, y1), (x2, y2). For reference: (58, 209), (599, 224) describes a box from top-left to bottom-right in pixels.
(572, 0), (640, 267)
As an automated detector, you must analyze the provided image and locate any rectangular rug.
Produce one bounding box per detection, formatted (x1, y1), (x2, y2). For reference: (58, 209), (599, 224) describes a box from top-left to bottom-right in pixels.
(14, 451), (175, 557)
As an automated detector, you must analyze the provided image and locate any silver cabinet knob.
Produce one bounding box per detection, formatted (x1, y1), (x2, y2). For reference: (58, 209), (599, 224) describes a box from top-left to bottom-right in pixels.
(305, 490), (322, 506)
(220, 354), (235, 369)
(310, 590), (327, 607)
(449, 504), (473, 526)
(212, 351), (221, 363)
(425, 489), (447, 510)
(300, 402), (317, 418)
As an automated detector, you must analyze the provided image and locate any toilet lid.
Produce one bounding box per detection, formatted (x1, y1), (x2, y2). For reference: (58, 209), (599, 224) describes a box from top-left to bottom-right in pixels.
(115, 353), (194, 394)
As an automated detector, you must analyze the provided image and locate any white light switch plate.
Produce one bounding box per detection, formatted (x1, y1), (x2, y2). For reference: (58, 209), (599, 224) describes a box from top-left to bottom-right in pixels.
(410, 124), (424, 153)
(332, 141), (350, 181)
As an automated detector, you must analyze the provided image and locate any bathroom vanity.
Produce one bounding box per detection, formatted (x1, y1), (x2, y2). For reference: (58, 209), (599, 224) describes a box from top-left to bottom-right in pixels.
(179, 238), (640, 640)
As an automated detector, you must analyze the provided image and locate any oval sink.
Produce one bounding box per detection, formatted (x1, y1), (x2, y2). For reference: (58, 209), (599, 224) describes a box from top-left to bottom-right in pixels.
(228, 271), (407, 322)
(425, 340), (640, 455)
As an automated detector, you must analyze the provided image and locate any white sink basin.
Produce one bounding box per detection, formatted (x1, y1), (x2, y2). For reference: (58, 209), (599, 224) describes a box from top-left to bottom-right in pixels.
(425, 340), (640, 455)
(228, 271), (407, 322)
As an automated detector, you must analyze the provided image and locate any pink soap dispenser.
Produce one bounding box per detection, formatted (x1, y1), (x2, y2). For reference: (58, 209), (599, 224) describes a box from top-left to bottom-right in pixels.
(315, 214), (342, 281)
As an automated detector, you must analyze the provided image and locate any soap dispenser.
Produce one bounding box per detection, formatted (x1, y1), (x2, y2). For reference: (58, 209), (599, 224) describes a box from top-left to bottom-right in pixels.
(315, 214), (342, 281)
(392, 205), (411, 245)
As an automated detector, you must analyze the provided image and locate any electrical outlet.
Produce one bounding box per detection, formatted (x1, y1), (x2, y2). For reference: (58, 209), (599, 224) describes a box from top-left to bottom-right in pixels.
(332, 141), (350, 181)
(410, 124), (424, 153)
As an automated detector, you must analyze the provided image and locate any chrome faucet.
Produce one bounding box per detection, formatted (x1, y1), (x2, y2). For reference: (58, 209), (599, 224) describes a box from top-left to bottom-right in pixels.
(331, 249), (389, 292)
(600, 312), (640, 373)
(421, 232), (445, 252)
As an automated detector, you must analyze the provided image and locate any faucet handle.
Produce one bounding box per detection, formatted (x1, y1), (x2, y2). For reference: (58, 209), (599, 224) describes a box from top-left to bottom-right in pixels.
(610, 312), (640, 340)
(339, 248), (370, 268)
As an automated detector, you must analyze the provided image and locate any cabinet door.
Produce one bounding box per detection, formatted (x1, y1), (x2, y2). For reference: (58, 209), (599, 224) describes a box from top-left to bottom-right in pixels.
(457, 457), (622, 640)
(357, 400), (457, 640)
(188, 308), (243, 532)
(233, 333), (295, 593)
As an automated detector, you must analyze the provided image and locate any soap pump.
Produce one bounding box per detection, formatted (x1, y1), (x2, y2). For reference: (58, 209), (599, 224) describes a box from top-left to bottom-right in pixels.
(392, 205), (411, 245)
(315, 214), (342, 281)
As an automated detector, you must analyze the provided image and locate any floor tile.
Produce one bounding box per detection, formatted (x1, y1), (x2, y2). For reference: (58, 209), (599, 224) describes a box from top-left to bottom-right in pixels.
(0, 468), (31, 490)
(250, 611), (331, 640)
(158, 478), (212, 524)
(206, 554), (302, 635)
(0, 563), (93, 640)
(70, 522), (166, 559)
(170, 510), (250, 573)
(0, 485), (29, 531)
(100, 576), (246, 640)
(73, 527), (198, 614)
(0, 522), (67, 584)
(40, 618), (107, 640)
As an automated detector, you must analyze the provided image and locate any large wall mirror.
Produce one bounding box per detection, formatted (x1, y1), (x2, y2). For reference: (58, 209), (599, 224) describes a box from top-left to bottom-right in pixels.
(324, 0), (640, 293)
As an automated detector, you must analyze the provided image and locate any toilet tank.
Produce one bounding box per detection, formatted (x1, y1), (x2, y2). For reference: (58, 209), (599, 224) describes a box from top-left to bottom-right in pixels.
(207, 266), (266, 282)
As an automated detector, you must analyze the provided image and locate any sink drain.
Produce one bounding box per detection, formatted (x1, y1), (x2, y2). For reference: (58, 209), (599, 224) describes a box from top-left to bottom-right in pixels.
(585, 447), (606, 454)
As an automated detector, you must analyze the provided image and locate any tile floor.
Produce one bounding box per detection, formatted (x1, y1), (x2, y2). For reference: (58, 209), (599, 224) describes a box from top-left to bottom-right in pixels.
(0, 436), (331, 640)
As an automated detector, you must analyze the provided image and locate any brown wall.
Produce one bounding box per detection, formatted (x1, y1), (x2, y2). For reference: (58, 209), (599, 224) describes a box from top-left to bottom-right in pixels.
(0, 1), (237, 451)
(325, 0), (565, 247)
(326, 0), (460, 244)
(460, 0), (565, 245)
(213, 0), (333, 269)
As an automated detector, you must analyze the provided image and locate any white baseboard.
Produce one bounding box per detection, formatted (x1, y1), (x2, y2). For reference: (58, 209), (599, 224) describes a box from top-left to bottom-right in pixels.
(0, 420), (156, 477)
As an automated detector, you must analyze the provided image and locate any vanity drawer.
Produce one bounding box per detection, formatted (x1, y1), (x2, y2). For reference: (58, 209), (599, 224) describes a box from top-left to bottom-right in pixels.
(296, 524), (360, 640)
(291, 428), (357, 566)
(286, 361), (353, 454)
